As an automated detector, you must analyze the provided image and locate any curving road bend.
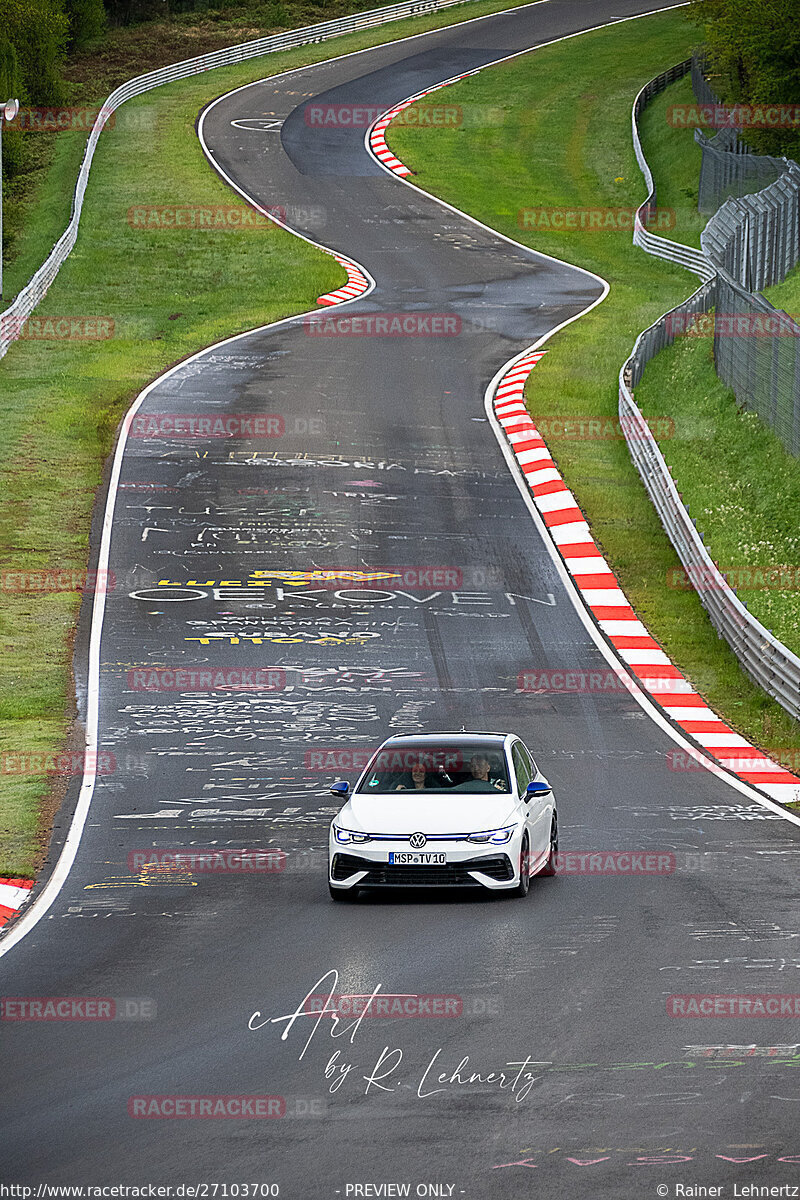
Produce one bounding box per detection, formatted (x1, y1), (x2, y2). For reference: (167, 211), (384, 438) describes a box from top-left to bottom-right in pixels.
(3, 1), (800, 1195)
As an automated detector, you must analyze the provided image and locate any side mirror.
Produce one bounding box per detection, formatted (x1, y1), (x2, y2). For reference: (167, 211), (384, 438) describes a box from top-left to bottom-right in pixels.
(526, 780), (552, 798)
(329, 780), (350, 796)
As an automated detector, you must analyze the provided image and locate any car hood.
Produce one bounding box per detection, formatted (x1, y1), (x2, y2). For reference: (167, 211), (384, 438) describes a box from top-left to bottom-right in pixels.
(341, 793), (517, 836)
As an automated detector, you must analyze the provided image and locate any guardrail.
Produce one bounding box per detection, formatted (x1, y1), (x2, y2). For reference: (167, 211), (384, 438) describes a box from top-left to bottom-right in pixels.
(619, 62), (800, 719)
(0, 0), (476, 360)
(631, 60), (716, 283)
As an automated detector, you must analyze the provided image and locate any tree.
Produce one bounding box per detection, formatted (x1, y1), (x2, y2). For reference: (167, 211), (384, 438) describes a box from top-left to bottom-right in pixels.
(0, 0), (69, 105)
(64, 0), (106, 48)
(690, 0), (800, 158)
(0, 34), (20, 98)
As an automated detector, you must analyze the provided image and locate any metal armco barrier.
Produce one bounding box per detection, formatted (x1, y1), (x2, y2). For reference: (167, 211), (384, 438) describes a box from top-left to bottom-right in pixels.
(0, 0), (475, 360)
(620, 64), (800, 719)
(631, 60), (716, 284)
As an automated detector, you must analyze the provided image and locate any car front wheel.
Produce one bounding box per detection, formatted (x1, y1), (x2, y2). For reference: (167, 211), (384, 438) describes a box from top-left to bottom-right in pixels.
(513, 834), (531, 897)
(539, 811), (559, 877)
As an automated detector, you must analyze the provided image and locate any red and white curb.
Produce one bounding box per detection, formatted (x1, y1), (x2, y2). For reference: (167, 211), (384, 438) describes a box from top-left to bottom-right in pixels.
(316, 254), (371, 306)
(369, 69), (480, 177)
(0, 878), (34, 928)
(494, 352), (800, 807)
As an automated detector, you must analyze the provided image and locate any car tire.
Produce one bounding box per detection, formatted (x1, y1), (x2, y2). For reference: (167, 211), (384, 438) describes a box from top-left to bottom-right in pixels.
(538, 811), (559, 877)
(329, 882), (358, 901)
(513, 834), (531, 897)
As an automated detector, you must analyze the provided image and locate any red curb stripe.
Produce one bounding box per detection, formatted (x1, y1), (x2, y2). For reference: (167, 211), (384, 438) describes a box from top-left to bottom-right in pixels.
(530, 478), (568, 496)
(559, 542), (602, 557)
(609, 635), (661, 650)
(316, 255), (370, 307)
(659, 693), (713, 708)
(678, 720), (736, 733)
(739, 771), (800, 783)
(491, 351), (800, 801)
(571, 572), (621, 589)
(542, 507), (585, 526)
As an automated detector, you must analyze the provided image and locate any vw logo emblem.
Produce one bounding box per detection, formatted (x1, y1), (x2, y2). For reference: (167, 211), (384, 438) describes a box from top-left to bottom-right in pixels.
(409, 832), (427, 849)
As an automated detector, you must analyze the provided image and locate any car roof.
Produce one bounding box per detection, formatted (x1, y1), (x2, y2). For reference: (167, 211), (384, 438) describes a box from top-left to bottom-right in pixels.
(379, 732), (512, 745)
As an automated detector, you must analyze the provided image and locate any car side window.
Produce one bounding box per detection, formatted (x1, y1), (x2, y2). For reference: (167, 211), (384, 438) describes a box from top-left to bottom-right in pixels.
(511, 743), (531, 792)
(521, 745), (538, 779)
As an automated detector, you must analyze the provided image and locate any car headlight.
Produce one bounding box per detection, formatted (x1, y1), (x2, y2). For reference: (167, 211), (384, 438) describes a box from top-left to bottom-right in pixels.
(467, 825), (517, 844)
(333, 825), (371, 844)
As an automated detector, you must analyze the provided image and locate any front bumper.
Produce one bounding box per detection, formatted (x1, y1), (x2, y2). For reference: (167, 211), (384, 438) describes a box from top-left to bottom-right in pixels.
(328, 837), (520, 891)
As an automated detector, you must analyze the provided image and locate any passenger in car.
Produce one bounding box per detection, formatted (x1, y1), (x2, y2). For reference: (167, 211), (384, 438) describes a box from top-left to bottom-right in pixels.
(395, 760), (428, 790)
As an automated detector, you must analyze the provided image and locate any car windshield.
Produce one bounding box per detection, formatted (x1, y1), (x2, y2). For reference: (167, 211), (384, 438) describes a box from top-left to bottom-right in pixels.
(355, 741), (510, 794)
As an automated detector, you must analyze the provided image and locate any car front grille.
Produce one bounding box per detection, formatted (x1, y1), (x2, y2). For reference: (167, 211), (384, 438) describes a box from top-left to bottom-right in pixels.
(331, 853), (514, 886)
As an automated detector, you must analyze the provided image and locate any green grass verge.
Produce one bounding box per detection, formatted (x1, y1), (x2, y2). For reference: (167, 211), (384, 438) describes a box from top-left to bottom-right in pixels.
(636, 335), (800, 652)
(765, 261), (800, 315)
(0, 0), (537, 877)
(2, 134), (89, 295)
(386, 10), (800, 766)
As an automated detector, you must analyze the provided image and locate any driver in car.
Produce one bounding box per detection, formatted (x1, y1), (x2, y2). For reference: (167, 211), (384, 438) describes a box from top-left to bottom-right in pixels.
(453, 753), (506, 792)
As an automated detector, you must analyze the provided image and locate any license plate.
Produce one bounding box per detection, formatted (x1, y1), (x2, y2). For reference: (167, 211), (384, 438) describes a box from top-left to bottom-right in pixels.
(388, 852), (446, 865)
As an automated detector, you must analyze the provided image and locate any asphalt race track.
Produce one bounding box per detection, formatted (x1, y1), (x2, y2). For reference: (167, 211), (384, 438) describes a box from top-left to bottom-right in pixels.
(3, 1), (800, 1195)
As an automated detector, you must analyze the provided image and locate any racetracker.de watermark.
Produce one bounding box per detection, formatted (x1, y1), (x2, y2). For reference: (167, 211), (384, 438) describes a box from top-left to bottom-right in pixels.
(128, 849), (286, 873)
(304, 313), (461, 336)
(304, 747), (375, 771)
(128, 414), (288, 438)
(668, 995), (800, 1017)
(0, 569), (115, 593)
(518, 668), (642, 694)
(126, 205), (286, 231)
(126, 668), (287, 692)
(5, 105), (115, 132)
(130, 414), (325, 438)
(0, 315), (114, 341)
(1, 997), (155, 1020)
(530, 414), (675, 440)
(518, 207), (675, 232)
(667, 565), (800, 591)
(667, 748), (800, 773)
(128, 1096), (284, 1118)
(303, 993), (501, 1017)
(667, 312), (800, 338)
(554, 851), (675, 875)
(1, 751), (116, 776)
(667, 103), (800, 130)
(304, 102), (462, 127)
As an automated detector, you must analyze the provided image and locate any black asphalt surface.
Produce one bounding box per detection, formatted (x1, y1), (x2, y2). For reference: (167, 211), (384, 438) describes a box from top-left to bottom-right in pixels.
(3, 1), (800, 1195)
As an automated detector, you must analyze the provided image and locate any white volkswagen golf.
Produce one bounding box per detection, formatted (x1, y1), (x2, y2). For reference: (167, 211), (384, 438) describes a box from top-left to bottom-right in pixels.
(327, 732), (557, 900)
